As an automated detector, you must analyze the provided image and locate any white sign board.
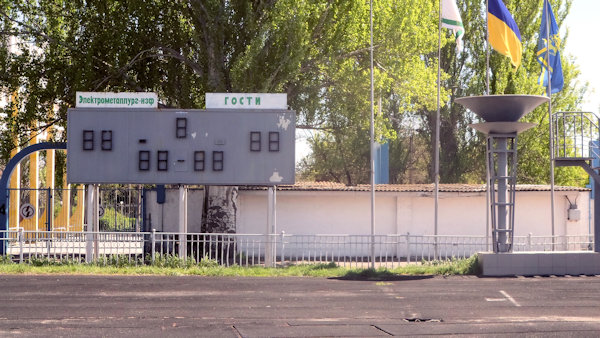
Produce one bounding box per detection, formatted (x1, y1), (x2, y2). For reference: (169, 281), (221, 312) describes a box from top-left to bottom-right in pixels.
(206, 93), (287, 109)
(76, 92), (158, 108)
(20, 203), (35, 219)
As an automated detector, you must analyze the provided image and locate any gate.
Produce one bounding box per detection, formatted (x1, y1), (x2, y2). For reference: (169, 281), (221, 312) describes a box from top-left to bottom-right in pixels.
(98, 187), (143, 232)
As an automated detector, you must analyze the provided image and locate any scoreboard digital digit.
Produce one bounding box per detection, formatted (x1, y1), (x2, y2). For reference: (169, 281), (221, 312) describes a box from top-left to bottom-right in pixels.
(66, 108), (295, 185)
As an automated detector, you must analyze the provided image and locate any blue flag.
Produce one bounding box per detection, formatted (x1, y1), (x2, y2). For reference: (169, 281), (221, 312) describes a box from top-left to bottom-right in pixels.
(537, 0), (563, 94)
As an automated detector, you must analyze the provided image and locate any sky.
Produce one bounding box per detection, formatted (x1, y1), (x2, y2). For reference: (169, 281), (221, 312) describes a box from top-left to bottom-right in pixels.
(562, 0), (599, 113)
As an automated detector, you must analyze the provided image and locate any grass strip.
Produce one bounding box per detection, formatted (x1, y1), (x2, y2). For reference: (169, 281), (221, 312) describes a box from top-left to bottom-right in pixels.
(0, 255), (480, 278)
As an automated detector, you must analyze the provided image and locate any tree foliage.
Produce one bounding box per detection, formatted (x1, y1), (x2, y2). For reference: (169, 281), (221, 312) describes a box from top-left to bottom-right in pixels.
(0, 0), (358, 150)
(0, 0), (590, 187)
(299, 0), (442, 185)
(300, 0), (587, 186)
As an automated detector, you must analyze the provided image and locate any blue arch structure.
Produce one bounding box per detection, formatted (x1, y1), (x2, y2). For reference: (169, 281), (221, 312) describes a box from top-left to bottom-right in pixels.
(0, 142), (67, 255)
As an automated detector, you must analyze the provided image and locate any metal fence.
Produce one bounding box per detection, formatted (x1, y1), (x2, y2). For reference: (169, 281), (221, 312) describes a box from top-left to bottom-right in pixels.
(7, 187), (86, 232)
(6, 186), (142, 233)
(2, 230), (594, 267)
(5, 230), (144, 263)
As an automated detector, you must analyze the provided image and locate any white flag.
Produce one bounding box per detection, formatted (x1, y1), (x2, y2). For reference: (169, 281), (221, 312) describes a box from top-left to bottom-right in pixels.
(441, 0), (465, 51)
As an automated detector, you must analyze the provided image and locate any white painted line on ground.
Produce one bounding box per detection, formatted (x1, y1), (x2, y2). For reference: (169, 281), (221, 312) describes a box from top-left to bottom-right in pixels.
(485, 298), (507, 302)
(499, 290), (521, 307)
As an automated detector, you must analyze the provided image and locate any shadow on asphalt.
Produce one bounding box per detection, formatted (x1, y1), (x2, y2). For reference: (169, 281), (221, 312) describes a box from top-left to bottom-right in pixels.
(329, 271), (435, 281)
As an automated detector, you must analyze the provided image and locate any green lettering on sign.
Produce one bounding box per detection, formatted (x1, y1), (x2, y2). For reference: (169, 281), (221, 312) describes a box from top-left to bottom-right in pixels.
(216, 95), (267, 107)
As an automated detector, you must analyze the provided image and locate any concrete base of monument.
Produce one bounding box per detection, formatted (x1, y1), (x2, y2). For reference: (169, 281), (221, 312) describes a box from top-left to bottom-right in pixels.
(478, 251), (600, 276)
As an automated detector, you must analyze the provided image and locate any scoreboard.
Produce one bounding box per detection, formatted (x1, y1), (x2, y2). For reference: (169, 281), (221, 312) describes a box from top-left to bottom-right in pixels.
(66, 108), (295, 185)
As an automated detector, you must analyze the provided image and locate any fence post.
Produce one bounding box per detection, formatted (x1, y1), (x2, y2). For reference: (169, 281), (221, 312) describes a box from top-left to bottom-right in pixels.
(527, 233), (532, 251)
(178, 185), (187, 260)
(151, 229), (156, 263)
(85, 185), (95, 263)
(265, 187), (275, 267)
(406, 232), (410, 264)
(93, 185), (100, 262)
(46, 232), (51, 259)
(280, 231), (285, 266)
(18, 228), (23, 264)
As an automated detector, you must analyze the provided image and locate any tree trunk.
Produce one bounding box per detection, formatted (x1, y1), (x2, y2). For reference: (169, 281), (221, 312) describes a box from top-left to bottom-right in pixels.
(204, 186), (238, 233)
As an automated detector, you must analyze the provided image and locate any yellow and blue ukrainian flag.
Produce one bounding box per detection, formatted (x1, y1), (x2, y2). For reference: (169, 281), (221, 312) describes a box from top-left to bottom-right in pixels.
(488, 0), (522, 68)
(537, 0), (563, 94)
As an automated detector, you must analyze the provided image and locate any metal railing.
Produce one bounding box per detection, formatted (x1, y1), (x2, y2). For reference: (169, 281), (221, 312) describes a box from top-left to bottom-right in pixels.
(513, 234), (594, 252)
(1, 230), (595, 267)
(5, 230), (144, 263)
(552, 112), (600, 160)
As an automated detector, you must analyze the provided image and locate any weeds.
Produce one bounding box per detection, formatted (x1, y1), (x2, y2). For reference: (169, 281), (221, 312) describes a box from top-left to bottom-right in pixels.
(0, 254), (480, 277)
(27, 256), (80, 267)
(0, 255), (14, 265)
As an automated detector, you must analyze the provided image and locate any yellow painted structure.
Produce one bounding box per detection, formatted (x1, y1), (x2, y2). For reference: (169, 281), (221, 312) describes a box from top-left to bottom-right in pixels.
(37, 131), (55, 231)
(69, 188), (85, 231)
(8, 147), (86, 232)
(8, 93), (20, 232)
(8, 147), (20, 231)
(6, 107), (86, 233)
(53, 174), (70, 231)
(19, 134), (39, 233)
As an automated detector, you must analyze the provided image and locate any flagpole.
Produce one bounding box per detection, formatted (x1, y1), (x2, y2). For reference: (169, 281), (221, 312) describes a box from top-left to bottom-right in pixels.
(434, 0), (441, 260)
(485, 0), (490, 95)
(369, 0), (376, 269)
(544, 0), (556, 250)
(485, 0), (491, 251)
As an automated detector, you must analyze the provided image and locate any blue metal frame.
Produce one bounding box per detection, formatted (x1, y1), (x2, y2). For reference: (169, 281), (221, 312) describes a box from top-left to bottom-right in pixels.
(596, 119), (600, 253)
(0, 142), (67, 255)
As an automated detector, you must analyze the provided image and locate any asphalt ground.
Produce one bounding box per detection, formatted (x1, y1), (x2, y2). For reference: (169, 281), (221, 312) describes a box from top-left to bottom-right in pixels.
(1, 274), (600, 337)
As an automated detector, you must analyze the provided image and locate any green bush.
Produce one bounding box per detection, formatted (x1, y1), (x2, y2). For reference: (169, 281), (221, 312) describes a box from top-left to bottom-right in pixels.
(99, 208), (137, 231)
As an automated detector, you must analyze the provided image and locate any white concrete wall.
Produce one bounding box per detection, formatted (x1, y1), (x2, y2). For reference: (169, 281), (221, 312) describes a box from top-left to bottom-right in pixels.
(145, 188), (204, 233)
(238, 189), (591, 237)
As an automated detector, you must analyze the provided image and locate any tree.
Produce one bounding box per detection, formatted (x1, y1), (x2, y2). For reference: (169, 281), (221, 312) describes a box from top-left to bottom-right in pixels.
(0, 0), (391, 231)
(299, 0), (442, 185)
(300, 0), (587, 187)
